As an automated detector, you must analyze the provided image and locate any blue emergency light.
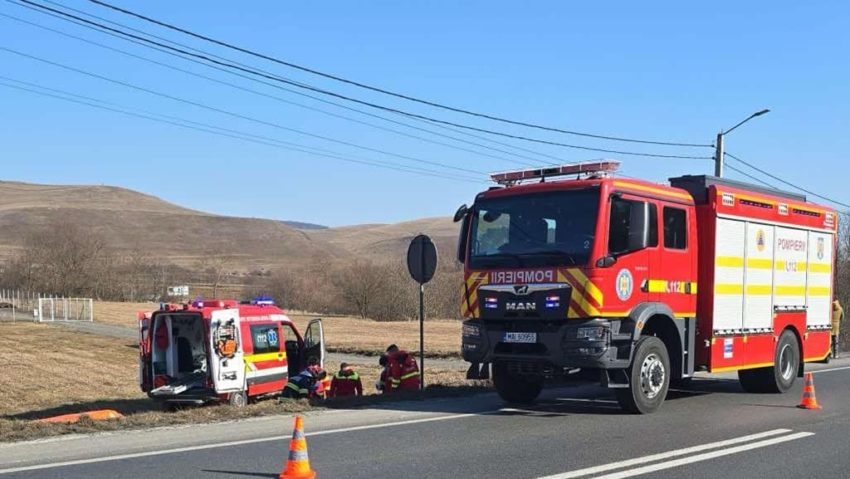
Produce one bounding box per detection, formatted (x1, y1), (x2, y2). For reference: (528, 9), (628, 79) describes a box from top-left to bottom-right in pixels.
(251, 295), (275, 306)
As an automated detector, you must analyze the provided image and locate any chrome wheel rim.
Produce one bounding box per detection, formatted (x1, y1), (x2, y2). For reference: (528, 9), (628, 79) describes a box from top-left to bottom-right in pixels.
(640, 353), (666, 399)
(779, 343), (794, 380)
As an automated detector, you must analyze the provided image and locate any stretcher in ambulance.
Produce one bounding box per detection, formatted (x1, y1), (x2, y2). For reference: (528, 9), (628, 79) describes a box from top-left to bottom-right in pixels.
(138, 298), (324, 407)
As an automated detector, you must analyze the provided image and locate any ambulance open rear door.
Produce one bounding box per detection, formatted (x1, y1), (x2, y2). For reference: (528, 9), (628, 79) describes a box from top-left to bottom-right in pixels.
(209, 309), (245, 393)
(303, 319), (325, 369)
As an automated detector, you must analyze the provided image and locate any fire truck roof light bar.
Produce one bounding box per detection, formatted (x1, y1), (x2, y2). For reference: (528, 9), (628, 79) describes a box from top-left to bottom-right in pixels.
(490, 160), (621, 185)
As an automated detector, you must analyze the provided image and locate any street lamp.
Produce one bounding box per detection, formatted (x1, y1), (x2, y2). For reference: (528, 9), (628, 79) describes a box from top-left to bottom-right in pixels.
(715, 109), (770, 177)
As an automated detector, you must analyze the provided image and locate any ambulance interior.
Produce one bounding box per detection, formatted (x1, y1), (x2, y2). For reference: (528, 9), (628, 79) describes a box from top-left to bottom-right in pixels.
(150, 312), (210, 393)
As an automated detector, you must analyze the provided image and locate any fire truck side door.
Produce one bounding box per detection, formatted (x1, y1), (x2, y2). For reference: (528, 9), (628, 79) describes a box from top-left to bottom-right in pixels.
(303, 319), (325, 369)
(209, 309), (245, 393)
(602, 194), (656, 312)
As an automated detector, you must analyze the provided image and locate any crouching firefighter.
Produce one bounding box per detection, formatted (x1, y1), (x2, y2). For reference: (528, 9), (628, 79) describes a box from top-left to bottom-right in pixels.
(282, 367), (327, 399)
(382, 344), (421, 393)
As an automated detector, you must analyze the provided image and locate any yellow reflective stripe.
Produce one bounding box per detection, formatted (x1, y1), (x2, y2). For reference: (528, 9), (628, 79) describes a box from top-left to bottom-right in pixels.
(716, 256), (744, 268)
(746, 285), (772, 295)
(747, 258), (773, 270)
(808, 286), (831, 297)
(285, 382), (308, 394)
(775, 285), (806, 296)
(715, 284), (743, 295)
(244, 352), (284, 363)
(809, 263), (831, 273)
(612, 180), (692, 200)
(775, 260), (807, 271)
(569, 268), (604, 306)
(400, 371), (420, 380)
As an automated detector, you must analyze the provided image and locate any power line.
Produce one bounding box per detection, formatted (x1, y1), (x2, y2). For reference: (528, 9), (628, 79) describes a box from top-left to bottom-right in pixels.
(724, 152), (850, 209)
(86, 0), (712, 148)
(0, 76), (482, 183)
(0, 10), (555, 168)
(724, 163), (777, 188)
(0, 45), (490, 178)
(13, 0), (713, 160)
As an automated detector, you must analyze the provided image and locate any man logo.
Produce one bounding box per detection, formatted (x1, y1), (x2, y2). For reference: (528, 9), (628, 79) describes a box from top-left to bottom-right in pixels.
(817, 237), (825, 260)
(616, 269), (633, 301)
(756, 229), (766, 253)
(514, 285), (529, 295)
(506, 301), (536, 311)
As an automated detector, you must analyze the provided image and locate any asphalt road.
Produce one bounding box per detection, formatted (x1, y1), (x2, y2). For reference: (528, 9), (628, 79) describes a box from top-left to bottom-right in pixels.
(3, 360), (850, 479)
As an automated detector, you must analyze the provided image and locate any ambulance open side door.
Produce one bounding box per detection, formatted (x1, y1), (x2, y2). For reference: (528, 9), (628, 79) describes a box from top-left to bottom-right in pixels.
(303, 319), (325, 369)
(209, 309), (245, 393)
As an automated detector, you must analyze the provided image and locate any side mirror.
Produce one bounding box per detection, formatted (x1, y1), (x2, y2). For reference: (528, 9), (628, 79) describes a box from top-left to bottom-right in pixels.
(627, 202), (650, 251)
(453, 204), (469, 223)
(596, 256), (617, 268)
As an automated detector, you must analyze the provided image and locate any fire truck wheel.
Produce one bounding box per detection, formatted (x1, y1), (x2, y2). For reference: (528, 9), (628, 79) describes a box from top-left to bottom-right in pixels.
(616, 336), (670, 414)
(738, 330), (799, 393)
(228, 391), (247, 408)
(492, 362), (543, 404)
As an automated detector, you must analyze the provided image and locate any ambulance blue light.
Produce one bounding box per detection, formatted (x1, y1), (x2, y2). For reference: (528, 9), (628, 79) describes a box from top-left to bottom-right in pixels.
(252, 296), (275, 306)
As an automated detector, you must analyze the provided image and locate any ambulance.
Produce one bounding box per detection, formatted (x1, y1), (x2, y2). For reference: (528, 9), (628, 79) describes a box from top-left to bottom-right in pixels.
(138, 298), (324, 408)
(457, 161), (837, 413)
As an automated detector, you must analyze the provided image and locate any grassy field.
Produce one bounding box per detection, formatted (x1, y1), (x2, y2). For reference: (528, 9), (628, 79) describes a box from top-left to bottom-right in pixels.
(92, 301), (463, 358)
(0, 321), (475, 442)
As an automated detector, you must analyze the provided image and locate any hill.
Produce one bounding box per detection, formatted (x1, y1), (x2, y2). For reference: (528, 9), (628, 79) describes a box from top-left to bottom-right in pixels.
(0, 181), (458, 271)
(310, 217), (459, 262)
(0, 181), (335, 270)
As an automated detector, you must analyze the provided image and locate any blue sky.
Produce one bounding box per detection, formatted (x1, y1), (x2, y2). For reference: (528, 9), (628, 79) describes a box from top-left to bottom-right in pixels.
(1, 1), (847, 226)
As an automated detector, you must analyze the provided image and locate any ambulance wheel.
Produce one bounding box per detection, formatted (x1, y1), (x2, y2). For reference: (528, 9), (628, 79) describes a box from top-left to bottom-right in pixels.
(228, 391), (247, 408)
(493, 362), (543, 404)
(738, 330), (799, 393)
(616, 336), (670, 414)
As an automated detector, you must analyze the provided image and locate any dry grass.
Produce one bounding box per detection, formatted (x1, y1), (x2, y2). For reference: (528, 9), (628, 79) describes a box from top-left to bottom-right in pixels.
(90, 302), (463, 358)
(0, 321), (478, 442)
(289, 313), (461, 358)
(93, 301), (157, 327)
(0, 323), (142, 417)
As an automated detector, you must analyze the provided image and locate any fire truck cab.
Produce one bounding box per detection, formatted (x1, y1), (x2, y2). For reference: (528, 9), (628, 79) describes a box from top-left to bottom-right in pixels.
(138, 298), (324, 408)
(457, 161), (836, 413)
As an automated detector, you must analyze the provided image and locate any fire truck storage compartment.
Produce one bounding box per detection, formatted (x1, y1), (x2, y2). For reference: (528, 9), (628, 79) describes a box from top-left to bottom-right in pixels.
(151, 312), (208, 386)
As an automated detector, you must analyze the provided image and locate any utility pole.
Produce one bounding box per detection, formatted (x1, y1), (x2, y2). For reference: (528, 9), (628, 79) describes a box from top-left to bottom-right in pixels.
(714, 109), (769, 178)
(714, 131), (724, 177)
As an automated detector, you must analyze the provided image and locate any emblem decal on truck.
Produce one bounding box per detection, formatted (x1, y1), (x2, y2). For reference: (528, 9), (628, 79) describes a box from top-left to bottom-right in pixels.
(505, 301), (536, 311)
(616, 269), (634, 301)
(756, 229), (766, 252)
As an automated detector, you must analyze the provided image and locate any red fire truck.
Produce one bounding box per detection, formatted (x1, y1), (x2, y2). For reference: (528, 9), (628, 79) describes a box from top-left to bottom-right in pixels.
(138, 298), (324, 408)
(457, 161), (836, 413)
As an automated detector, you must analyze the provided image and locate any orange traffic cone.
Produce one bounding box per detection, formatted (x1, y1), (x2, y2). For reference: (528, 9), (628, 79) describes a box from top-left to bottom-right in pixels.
(797, 372), (822, 410)
(279, 416), (316, 479)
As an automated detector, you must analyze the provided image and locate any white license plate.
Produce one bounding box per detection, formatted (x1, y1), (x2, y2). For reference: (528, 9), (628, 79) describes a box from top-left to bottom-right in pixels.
(502, 332), (537, 343)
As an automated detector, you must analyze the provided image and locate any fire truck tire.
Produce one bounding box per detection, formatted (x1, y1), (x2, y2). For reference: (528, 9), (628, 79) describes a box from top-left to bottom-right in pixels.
(738, 330), (799, 393)
(492, 362), (543, 404)
(615, 336), (670, 414)
(228, 391), (247, 408)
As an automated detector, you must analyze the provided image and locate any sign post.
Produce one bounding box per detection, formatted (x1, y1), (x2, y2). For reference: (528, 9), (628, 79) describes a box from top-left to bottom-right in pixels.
(406, 234), (438, 390)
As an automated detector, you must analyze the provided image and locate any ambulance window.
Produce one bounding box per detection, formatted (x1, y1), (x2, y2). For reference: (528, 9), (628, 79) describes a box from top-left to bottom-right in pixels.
(250, 325), (281, 354)
(663, 207), (687, 250)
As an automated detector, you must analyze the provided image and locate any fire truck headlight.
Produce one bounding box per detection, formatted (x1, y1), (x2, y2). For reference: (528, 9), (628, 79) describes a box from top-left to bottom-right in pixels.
(576, 326), (606, 341)
(462, 323), (481, 338)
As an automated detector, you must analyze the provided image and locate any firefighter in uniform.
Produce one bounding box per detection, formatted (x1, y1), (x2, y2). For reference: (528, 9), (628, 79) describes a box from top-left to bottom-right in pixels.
(832, 299), (844, 359)
(381, 344), (420, 393)
(282, 367), (327, 399)
(329, 362), (363, 397)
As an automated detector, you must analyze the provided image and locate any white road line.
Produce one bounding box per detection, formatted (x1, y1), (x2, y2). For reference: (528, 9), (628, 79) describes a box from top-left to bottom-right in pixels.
(811, 365), (850, 374)
(0, 412), (485, 475)
(537, 428), (792, 479)
(588, 432), (814, 479)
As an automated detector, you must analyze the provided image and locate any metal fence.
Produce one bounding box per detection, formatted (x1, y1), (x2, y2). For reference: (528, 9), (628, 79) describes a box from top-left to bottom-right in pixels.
(0, 290), (93, 322)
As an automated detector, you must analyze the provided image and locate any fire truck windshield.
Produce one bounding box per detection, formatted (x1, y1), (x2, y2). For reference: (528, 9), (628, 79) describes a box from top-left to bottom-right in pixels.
(468, 188), (599, 269)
